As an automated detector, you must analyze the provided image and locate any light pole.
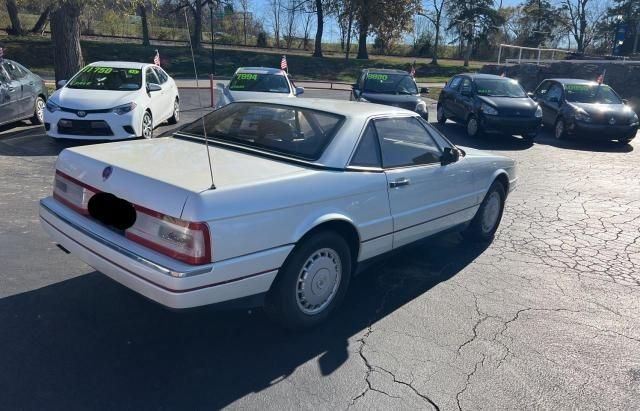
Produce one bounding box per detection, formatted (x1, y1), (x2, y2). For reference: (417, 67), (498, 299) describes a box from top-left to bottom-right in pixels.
(210, 2), (216, 75)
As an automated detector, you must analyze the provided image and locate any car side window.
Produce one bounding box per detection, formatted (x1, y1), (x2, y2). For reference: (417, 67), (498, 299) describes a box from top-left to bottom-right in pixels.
(534, 81), (551, 99)
(546, 84), (563, 102)
(448, 76), (462, 90)
(2, 61), (25, 80)
(145, 68), (160, 85)
(350, 123), (382, 168)
(460, 78), (472, 95)
(153, 67), (168, 84)
(374, 117), (441, 168)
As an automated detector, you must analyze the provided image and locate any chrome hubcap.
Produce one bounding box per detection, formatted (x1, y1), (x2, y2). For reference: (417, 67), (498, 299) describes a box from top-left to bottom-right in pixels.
(481, 192), (501, 233)
(142, 114), (152, 138)
(555, 121), (564, 139)
(174, 101), (180, 121)
(296, 248), (342, 315)
(468, 118), (478, 136)
(36, 99), (44, 122)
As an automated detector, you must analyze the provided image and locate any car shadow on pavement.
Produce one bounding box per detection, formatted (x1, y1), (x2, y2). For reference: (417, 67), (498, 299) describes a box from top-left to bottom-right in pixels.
(433, 123), (534, 151)
(0, 125), (97, 157)
(532, 129), (635, 153)
(0, 231), (489, 409)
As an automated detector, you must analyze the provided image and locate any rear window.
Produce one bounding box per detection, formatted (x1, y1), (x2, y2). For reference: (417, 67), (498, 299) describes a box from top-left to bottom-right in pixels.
(180, 102), (344, 161)
(67, 66), (142, 91)
(229, 73), (290, 93)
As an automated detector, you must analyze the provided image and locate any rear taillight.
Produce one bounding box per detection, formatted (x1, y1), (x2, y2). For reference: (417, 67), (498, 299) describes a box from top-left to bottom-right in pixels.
(53, 170), (97, 215)
(125, 206), (212, 265)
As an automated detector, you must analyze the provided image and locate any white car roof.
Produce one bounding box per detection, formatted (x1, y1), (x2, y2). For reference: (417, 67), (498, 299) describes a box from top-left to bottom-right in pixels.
(88, 61), (151, 69)
(235, 67), (287, 76)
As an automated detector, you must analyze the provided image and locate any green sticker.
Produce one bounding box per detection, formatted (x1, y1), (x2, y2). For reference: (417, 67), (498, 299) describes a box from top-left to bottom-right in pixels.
(82, 66), (113, 74)
(565, 84), (591, 91)
(128, 69), (140, 74)
(236, 73), (258, 80)
(367, 73), (388, 81)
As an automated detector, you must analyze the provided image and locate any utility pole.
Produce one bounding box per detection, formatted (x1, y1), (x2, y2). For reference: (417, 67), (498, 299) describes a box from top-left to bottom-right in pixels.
(634, 20), (640, 54)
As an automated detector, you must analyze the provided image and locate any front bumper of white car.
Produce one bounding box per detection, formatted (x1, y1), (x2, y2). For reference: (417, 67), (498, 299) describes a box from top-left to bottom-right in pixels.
(44, 108), (143, 140)
(39, 197), (289, 309)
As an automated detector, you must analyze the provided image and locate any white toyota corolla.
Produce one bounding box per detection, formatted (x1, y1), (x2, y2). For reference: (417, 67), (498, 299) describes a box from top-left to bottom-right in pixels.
(44, 61), (179, 140)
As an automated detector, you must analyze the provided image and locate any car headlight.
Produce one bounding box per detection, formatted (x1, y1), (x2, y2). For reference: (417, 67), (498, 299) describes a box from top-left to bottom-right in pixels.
(480, 103), (498, 115)
(415, 100), (427, 113)
(574, 108), (592, 123)
(111, 102), (137, 115)
(630, 113), (639, 126)
(535, 106), (543, 118)
(46, 100), (61, 113)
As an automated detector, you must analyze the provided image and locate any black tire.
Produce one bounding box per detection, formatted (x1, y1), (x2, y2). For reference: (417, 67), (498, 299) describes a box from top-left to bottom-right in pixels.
(554, 118), (566, 140)
(616, 138), (631, 145)
(265, 231), (352, 329)
(31, 96), (45, 125)
(436, 105), (447, 125)
(466, 115), (482, 137)
(168, 98), (179, 125)
(523, 132), (536, 142)
(463, 181), (506, 242)
(141, 111), (153, 139)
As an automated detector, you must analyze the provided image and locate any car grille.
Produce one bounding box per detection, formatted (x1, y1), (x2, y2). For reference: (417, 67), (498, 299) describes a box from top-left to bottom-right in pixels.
(499, 108), (534, 117)
(60, 107), (112, 116)
(588, 112), (630, 125)
(57, 119), (114, 136)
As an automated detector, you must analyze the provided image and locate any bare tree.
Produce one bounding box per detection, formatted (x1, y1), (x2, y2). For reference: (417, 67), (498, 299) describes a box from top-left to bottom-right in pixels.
(6, 0), (23, 35)
(560, 0), (608, 53)
(282, 0), (300, 48)
(269, 0), (283, 47)
(239, 0), (251, 45)
(420, 0), (447, 64)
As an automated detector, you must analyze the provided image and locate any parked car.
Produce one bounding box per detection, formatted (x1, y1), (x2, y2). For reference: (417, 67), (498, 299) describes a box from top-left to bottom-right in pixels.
(351, 69), (429, 119)
(216, 67), (304, 108)
(437, 73), (542, 140)
(44, 61), (179, 140)
(0, 59), (47, 127)
(531, 78), (638, 144)
(39, 98), (517, 328)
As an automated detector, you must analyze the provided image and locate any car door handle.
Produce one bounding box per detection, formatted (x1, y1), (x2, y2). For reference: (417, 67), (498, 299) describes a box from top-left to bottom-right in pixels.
(389, 178), (410, 188)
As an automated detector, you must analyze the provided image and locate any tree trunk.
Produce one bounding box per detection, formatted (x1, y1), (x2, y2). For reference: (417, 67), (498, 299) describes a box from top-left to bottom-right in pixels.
(6, 0), (23, 35)
(463, 37), (472, 67)
(313, 0), (323, 57)
(51, 2), (84, 84)
(243, 12), (247, 45)
(192, 2), (203, 49)
(31, 6), (51, 34)
(138, 3), (150, 46)
(356, 14), (369, 60)
(345, 11), (353, 60)
(431, 15), (440, 65)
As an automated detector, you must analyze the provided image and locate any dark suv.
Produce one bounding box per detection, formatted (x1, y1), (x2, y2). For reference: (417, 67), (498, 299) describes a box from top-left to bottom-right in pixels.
(531, 78), (638, 145)
(437, 73), (542, 140)
(351, 69), (429, 119)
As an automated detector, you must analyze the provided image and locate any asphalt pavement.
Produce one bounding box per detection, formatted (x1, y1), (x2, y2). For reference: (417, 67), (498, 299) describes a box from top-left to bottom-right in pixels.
(0, 88), (639, 410)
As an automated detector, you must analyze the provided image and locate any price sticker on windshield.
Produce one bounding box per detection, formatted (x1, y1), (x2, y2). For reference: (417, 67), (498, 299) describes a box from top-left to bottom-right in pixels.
(82, 66), (113, 74)
(565, 84), (591, 91)
(367, 74), (388, 81)
(237, 73), (258, 81)
(128, 69), (140, 74)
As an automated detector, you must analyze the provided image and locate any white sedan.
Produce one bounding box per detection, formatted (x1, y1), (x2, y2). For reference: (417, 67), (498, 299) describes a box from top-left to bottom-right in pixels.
(39, 99), (516, 328)
(215, 67), (303, 108)
(44, 61), (179, 140)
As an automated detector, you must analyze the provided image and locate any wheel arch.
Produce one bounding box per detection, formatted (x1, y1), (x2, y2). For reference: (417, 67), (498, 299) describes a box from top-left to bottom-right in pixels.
(293, 215), (361, 268)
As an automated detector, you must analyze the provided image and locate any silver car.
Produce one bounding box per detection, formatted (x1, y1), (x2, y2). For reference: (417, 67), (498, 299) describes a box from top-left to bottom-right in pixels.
(0, 59), (48, 127)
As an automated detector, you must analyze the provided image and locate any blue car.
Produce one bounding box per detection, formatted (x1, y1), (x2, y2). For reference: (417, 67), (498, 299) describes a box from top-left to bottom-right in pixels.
(0, 59), (48, 127)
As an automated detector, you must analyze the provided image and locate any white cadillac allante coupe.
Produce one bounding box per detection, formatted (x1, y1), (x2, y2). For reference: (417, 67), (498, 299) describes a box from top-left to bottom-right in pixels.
(40, 99), (517, 328)
(44, 61), (179, 140)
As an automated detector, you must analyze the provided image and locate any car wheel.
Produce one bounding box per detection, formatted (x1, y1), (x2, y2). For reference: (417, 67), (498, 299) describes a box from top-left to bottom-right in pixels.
(141, 111), (153, 139)
(168, 98), (179, 125)
(265, 231), (352, 329)
(437, 105), (447, 125)
(616, 138), (631, 145)
(554, 118), (566, 140)
(31, 97), (45, 125)
(523, 132), (536, 142)
(463, 181), (506, 242)
(466, 115), (482, 137)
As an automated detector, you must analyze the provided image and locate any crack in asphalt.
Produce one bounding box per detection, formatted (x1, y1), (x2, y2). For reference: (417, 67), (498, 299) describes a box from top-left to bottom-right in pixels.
(455, 354), (486, 411)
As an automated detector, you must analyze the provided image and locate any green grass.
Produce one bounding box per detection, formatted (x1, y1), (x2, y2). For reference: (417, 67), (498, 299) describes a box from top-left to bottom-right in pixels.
(1, 36), (480, 82)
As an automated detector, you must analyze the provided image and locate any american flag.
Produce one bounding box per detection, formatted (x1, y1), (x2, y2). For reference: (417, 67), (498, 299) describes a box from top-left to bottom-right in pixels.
(409, 60), (416, 77)
(596, 69), (606, 84)
(153, 50), (161, 66)
(280, 55), (288, 72)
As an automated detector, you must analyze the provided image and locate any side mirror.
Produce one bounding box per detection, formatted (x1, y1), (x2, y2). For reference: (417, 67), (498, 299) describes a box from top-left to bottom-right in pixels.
(57, 80), (67, 89)
(147, 83), (162, 92)
(420, 87), (429, 94)
(295, 86), (304, 96)
(623, 98), (629, 105)
(527, 92), (535, 99)
(441, 147), (460, 165)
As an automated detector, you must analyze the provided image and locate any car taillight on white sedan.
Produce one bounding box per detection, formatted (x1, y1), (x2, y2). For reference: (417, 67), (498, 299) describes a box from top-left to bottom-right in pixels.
(52, 170), (211, 265)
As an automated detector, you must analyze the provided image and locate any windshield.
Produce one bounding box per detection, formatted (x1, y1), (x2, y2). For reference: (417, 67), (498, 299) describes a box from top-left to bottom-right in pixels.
(475, 79), (526, 97)
(564, 84), (622, 104)
(229, 73), (290, 93)
(363, 73), (418, 95)
(180, 103), (344, 161)
(67, 66), (142, 91)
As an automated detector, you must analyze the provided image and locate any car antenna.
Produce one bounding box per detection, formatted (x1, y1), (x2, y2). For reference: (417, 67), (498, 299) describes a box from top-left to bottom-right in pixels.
(184, 8), (216, 190)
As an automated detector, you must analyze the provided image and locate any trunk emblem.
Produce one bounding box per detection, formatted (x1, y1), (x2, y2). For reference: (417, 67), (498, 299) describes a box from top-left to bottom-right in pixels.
(102, 166), (113, 181)
(609, 117), (616, 125)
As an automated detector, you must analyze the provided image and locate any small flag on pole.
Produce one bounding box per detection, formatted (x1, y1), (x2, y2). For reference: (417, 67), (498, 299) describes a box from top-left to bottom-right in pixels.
(410, 60), (416, 77)
(153, 49), (161, 66)
(0, 47), (4, 61)
(596, 69), (606, 84)
(280, 55), (288, 72)
(500, 66), (507, 77)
